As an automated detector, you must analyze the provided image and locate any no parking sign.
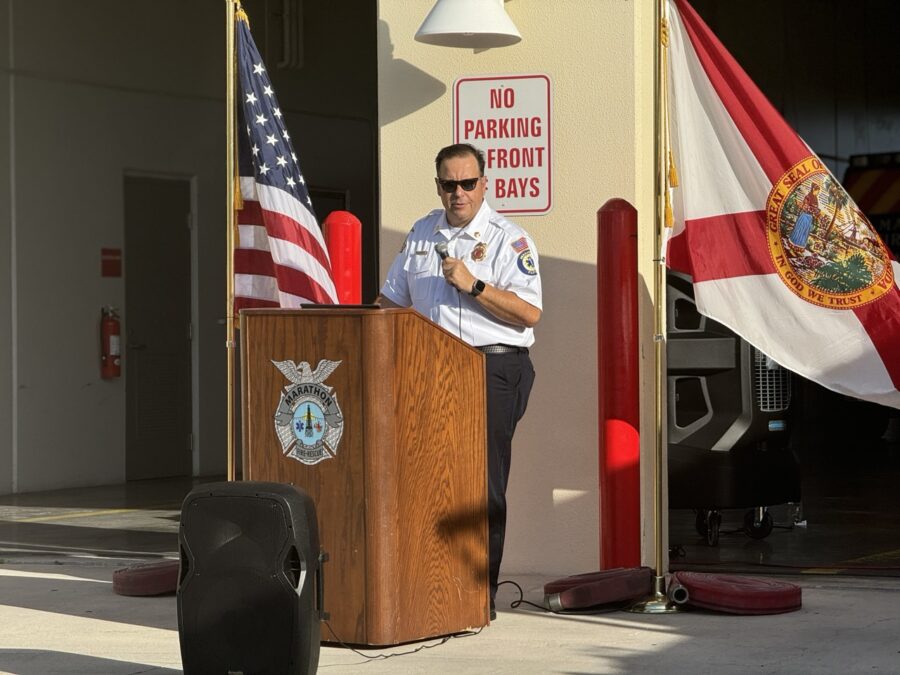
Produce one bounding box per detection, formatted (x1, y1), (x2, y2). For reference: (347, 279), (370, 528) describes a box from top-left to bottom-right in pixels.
(454, 74), (552, 215)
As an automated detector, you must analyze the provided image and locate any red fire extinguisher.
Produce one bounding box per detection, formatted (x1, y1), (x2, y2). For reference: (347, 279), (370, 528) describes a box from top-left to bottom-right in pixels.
(101, 306), (121, 379)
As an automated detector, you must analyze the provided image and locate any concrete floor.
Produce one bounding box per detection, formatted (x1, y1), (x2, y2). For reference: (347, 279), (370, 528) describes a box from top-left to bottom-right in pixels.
(0, 424), (899, 674)
(1, 561), (899, 674)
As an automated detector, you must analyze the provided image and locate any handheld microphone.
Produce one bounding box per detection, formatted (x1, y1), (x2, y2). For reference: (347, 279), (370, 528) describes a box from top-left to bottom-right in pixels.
(435, 241), (459, 294)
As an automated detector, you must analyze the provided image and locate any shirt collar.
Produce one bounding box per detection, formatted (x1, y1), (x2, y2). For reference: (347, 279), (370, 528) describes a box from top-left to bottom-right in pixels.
(436, 200), (491, 241)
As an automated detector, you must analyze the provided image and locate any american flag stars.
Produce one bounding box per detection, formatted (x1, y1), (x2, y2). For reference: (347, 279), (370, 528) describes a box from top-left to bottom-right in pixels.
(238, 47), (312, 210)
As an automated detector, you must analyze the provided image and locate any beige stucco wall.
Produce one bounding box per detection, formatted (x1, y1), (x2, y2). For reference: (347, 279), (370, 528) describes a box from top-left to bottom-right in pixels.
(377, 1), (659, 577)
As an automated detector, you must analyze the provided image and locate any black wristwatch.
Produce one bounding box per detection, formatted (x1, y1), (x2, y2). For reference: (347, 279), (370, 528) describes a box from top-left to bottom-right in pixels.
(470, 279), (486, 297)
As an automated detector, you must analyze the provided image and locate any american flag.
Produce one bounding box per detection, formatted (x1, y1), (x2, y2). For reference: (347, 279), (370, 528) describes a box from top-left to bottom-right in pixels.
(233, 13), (337, 310)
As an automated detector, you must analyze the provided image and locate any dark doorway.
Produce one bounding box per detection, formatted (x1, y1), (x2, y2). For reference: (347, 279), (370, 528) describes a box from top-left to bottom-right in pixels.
(124, 175), (193, 481)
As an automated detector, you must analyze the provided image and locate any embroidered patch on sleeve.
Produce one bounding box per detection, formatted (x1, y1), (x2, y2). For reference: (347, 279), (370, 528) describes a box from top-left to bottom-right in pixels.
(517, 250), (537, 276)
(510, 236), (530, 253)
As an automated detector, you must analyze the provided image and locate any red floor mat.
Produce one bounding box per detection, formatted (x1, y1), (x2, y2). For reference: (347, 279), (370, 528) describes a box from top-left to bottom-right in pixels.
(113, 559), (179, 596)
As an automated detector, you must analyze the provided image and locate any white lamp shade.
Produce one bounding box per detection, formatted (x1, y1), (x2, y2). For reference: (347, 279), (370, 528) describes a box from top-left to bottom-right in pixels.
(415, 0), (522, 48)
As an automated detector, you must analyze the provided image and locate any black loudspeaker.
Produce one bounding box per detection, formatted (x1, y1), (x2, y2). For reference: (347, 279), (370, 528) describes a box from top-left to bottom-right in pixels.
(177, 481), (322, 675)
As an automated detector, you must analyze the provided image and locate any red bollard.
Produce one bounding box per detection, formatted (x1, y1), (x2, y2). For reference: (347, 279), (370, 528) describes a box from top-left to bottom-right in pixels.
(597, 199), (641, 569)
(322, 210), (362, 304)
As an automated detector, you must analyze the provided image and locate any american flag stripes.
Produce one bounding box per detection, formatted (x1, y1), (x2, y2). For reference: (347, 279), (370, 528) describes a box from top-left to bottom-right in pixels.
(233, 14), (337, 310)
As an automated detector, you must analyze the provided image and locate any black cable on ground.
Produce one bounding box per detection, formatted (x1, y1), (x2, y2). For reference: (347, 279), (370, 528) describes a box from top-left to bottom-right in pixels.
(322, 621), (482, 662)
(499, 579), (629, 616)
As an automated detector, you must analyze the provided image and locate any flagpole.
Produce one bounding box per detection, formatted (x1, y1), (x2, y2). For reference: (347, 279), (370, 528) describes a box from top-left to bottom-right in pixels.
(629, 0), (678, 614)
(225, 0), (237, 481)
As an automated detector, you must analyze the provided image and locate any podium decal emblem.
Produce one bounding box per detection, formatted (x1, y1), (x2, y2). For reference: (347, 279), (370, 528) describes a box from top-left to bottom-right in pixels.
(272, 359), (345, 465)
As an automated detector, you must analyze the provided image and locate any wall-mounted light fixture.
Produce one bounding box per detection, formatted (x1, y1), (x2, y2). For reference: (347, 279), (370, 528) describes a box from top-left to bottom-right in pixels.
(415, 0), (521, 48)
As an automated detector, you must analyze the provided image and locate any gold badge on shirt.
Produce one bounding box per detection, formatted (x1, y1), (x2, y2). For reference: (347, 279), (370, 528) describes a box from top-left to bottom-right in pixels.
(471, 242), (487, 262)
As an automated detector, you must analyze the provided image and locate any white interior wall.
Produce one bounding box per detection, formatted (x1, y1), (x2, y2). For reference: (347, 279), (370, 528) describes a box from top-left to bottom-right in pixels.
(2, 0), (228, 492)
(11, 68), (227, 491)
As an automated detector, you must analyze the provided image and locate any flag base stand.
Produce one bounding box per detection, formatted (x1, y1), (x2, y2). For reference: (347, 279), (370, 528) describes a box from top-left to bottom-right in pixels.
(626, 576), (682, 614)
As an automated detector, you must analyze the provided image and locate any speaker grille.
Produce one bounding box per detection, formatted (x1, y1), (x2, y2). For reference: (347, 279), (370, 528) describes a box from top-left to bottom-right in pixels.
(753, 349), (791, 412)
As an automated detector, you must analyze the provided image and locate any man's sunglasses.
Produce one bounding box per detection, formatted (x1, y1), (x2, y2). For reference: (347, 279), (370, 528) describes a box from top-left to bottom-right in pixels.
(436, 177), (482, 193)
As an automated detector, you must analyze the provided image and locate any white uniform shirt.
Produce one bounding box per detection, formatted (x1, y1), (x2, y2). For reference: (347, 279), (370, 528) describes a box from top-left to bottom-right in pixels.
(381, 200), (542, 348)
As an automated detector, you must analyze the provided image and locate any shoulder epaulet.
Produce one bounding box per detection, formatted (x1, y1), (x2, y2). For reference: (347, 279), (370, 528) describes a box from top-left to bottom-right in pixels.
(487, 214), (527, 240)
(410, 209), (444, 234)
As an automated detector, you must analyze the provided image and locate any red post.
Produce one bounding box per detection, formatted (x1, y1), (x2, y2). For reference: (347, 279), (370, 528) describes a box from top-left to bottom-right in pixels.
(597, 198), (641, 569)
(322, 210), (362, 304)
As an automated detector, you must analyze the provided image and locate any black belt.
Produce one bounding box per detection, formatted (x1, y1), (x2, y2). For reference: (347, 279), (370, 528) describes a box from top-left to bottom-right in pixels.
(478, 344), (529, 355)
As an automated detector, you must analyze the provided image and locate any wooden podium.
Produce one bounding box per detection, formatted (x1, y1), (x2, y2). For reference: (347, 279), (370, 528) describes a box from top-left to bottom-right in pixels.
(240, 307), (489, 645)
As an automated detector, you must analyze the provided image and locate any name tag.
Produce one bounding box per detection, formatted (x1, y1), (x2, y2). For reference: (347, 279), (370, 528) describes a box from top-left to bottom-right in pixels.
(414, 250), (428, 255)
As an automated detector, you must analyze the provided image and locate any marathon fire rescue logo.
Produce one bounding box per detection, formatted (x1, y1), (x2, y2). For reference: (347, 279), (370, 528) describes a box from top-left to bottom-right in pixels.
(471, 242), (487, 261)
(766, 157), (893, 309)
(272, 359), (344, 465)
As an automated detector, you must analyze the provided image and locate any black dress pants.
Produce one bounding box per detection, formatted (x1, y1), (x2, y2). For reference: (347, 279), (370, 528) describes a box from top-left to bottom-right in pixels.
(485, 350), (535, 599)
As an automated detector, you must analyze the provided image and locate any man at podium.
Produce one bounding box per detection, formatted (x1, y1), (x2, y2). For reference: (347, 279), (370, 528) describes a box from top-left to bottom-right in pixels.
(378, 143), (543, 618)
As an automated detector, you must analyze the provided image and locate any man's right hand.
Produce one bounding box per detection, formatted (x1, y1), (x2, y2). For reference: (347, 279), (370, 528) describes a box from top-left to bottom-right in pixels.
(440, 256), (476, 294)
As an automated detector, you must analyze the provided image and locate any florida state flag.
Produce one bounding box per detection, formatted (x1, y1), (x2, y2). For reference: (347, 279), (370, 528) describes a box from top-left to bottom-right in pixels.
(664, 0), (900, 410)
